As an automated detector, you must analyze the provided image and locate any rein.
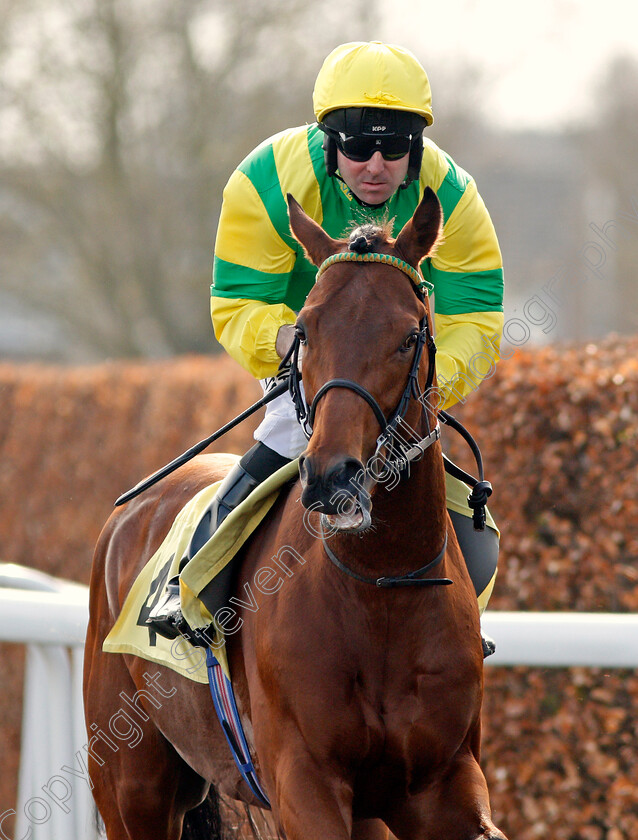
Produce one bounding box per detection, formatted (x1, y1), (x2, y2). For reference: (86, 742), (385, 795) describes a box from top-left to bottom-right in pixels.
(284, 251), (492, 528)
(286, 246), (493, 586)
(320, 524), (452, 588)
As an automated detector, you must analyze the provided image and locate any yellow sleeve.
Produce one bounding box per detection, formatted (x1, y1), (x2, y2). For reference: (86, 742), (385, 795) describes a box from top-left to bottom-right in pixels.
(433, 310), (504, 411)
(211, 296), (297, 380)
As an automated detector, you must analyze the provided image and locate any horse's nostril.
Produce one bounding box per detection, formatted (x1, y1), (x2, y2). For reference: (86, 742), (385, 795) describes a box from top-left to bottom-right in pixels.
(329, 458), (363, 490)
(298, 454), (315, 487)
(300, 455), (364, 514)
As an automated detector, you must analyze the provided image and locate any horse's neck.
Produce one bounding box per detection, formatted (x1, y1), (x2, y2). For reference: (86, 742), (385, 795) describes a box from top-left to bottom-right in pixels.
(379, 443), (447, 546)
(374, 399), (448, 551)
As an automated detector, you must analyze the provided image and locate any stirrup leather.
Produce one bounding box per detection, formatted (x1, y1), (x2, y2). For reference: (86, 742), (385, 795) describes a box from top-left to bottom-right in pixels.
(146, 464), (260, 640)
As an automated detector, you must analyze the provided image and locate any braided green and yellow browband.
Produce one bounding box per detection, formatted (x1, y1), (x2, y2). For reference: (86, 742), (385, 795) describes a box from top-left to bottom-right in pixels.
(315, 252), (434, 293)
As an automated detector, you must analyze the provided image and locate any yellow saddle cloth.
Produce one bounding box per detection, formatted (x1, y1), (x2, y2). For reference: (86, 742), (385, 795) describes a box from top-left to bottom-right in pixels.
(103, 458), (300, 682)
(103, 458), (496, 683)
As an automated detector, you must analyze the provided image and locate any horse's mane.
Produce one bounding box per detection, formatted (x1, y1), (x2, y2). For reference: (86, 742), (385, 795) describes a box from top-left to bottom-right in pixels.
(347, 220), (394, 254)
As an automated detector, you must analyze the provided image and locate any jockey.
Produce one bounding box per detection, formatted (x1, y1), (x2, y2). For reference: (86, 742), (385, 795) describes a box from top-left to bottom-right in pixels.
(149, 41), (504, 652)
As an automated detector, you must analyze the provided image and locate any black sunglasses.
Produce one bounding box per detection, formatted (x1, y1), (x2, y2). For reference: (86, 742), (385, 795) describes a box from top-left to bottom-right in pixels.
(334, 131), (413, 162)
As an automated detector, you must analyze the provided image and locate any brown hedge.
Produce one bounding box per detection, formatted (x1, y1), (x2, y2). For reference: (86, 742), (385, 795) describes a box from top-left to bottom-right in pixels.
(1, 338), (637, 837)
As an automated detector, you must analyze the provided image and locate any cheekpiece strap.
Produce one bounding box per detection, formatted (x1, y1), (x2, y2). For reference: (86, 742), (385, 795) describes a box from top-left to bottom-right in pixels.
(316, 252), (434, 293)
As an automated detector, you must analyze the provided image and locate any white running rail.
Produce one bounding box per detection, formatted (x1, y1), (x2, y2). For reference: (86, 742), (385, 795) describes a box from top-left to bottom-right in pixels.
(481, 610), (638, 668)
(0, 564), (98, 840)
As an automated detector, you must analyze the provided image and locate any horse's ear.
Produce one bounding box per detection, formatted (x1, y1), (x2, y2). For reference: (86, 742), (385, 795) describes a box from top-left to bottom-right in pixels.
(394, 187), (443, 268)
(287, 194), (339, 267)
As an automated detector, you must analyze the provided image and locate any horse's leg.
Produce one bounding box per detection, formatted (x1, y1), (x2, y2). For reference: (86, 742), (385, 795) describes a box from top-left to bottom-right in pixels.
(264, 749), (354, 840)
(91, 736), (208, 840)
(278, 802), (390, 840)
(352, 818), (390, 840)
(84, 643), (208, 840)
(261, 750), (387, 840)
(384, 751), (508, 840)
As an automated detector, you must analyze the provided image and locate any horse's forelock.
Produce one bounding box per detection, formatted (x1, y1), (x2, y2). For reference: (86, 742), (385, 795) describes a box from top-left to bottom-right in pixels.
(347, 221), (393, 254)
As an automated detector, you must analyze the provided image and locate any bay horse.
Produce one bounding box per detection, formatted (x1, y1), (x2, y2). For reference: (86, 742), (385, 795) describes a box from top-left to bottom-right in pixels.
(83, 187), (507, 840)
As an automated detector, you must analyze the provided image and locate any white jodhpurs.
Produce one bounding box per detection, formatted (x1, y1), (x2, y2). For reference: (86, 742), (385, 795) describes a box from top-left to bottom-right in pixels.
(253, 378), (308, 459)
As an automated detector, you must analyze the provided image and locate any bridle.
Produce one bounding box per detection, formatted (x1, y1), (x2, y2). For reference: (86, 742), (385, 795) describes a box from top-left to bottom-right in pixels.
(284, 251), (441, 474)
(280, 250), (456, 588)
(279, 248), (492, 588)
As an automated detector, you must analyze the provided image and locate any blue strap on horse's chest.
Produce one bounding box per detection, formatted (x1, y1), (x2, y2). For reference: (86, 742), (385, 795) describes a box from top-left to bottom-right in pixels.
(205, 647), (271, 808)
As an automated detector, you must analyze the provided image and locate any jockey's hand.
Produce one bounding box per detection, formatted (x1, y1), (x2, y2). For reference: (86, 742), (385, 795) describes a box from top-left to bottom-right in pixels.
(276, 324), (296, 359)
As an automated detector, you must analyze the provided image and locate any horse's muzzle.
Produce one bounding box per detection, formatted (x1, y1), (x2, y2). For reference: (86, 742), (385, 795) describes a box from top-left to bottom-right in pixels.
(299, 455), (372, 531)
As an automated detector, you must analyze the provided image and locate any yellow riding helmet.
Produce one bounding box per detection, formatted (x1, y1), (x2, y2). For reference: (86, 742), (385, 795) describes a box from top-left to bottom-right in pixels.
(313, 41), (433, 126)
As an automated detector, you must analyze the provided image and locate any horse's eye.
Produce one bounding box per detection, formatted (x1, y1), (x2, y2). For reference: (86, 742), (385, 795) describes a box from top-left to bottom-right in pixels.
(295, 326), (307, 346)
(399, 332), (418, 354)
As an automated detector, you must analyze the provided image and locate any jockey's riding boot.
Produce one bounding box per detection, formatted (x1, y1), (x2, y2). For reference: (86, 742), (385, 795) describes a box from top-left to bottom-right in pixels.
(146, 442), (291, 640)
(481, 632), (496, 658)
(448, 509), (499, 659)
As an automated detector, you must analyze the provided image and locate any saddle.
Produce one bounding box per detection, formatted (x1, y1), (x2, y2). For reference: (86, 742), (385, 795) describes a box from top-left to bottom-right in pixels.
(104, 460), (300, 675)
